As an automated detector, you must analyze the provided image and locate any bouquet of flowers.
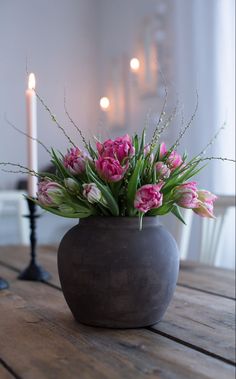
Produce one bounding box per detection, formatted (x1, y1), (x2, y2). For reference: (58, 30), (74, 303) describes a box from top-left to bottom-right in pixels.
(2, 91), (234, 229)
(35, 132), (217, 228)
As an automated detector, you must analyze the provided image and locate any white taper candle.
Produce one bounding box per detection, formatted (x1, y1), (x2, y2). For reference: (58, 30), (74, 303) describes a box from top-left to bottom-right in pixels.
(26, 73), (38, 197)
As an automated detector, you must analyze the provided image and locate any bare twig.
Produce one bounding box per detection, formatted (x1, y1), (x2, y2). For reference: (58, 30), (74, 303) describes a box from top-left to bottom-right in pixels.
(4, 114), (51, 154)
(151, 98), (179, 150)
(1, 168), (30, 175)
(35, 90), (77, 148)
(159, 99), (179, 135)
(150, 83), (168, 148)
(171, 91), (199, 151)
(25, 57), (29, 76)
(63, 89), (90, 152)
(0, 162), (40, 177)
(195, 156), (235, 163)
(197, 123), (226, 157)
(144, 108), (152, 132)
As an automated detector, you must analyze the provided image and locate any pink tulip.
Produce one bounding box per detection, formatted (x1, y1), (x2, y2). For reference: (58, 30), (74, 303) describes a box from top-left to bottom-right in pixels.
(193, 190), (217, 218)
(95, 156), (128, 182)
(63, 147), (88, 175)
(37, 180), (64, 207)
(96, 134), (135, 163)
(134, 183), (163, 213)
(159, 143), (183, 171)
(144, 144), (154, 164)
(64, 178), (80, 193)
(155, 162), (171, 179)
(82, 183), (102, 204)
(159, 142), (168, 159)
(167, 150), (183, 171)
(144, 144), (151, 156)
(174, 182), (199, 209)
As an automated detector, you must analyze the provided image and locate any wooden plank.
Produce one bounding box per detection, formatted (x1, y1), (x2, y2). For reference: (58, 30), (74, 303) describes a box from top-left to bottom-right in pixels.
(179, 260), (235, 299)
(0, 265), (234, 379)
(0, 246), (235, 298)
(0, 364), (15, 379)
(152, 286), (235, 363)
(0, 245), (60, 287)
(0, 247), (235, 363)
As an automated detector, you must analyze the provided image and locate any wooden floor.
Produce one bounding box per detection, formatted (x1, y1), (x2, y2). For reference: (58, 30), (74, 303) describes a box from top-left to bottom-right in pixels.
(0, 246), (235, 379)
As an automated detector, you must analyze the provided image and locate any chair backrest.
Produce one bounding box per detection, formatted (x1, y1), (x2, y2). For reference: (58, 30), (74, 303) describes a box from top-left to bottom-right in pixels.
(199, 194), (236, 265)
(0, 190), (29, 245)
(174, 209), (193, 260)
(178, 194), (236, 266)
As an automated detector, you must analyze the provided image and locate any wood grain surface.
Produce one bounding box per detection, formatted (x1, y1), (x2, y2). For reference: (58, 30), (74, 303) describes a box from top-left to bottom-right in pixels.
(179, 260), (235, 299)
(0, 363), (15, 379)
(0, 246), (235, 379)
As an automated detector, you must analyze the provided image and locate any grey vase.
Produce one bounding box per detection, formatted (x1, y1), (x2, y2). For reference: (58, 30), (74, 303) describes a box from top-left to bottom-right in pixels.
(58, 217), (179, 328)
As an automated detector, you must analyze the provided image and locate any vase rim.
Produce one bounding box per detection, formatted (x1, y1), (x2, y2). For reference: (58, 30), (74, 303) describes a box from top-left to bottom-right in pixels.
(78, 216), (162, 229)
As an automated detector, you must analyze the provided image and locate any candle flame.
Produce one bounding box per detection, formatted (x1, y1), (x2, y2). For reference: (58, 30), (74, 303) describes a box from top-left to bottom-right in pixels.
(130, 58), (140, 72)
(100, 97), (110, 111)
(28, 73), (36, 90)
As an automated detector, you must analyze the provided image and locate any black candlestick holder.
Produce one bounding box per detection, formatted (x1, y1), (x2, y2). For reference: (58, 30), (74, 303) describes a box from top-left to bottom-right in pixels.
(0, 277), (9, 290)
(18, 198), (51, 281)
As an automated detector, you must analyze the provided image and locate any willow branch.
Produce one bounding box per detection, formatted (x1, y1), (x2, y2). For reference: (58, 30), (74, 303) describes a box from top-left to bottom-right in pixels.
(0, 162), (40, 177)
(150, 81), (168, 148)
(25, 60), (29, 79)
(4, 115), (51, 154)
(144, 108), (152, 131)
(63, 90), (90, 152)
(159, 99), (179, 134)
(1, 168), (31, 175)
(195, 156), (236, 163)
(197, 123), (226, 157)
(35, 90), (76, 148)
(171, 91), (199, 151)
(151, 98), (180, 150)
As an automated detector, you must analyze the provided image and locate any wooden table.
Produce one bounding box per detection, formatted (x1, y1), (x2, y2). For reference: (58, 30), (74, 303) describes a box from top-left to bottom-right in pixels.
(0, 246), (235, 379)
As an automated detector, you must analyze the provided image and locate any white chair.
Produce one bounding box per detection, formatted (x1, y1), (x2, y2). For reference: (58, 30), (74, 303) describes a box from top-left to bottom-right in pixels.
(174, 209), (193, 260)
(0, 190), (30, 245)
(199, 194), (235, 265)
(178, 194), (236, 266)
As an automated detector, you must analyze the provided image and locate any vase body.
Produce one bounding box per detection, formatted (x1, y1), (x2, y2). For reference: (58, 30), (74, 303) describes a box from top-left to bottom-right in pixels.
(58, 217), (179, 328)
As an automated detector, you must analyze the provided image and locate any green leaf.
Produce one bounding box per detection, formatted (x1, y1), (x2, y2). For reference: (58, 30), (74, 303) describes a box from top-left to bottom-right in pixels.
(109, 181), (122, 201)
(139, 212), (144, 231)
(182, 151), (188, 162)
(138, 128), (146, 157)
(153, 145), (160, 162)
(181, 163), (208, 182)
(127, 158), (143, 215)
(86, 163), (119, 216)
(162, 162), (204, 193)
(142, 154), (154, 182)
(171, 205), (186, 224)
(62, 192), (89, 209)
(133, 134), (139, 154)
(88, 142), (98, 159)
(35, 201), (92, 219)
(51, 148), (70, 179)
(148, 203), (174, 216)
(178, 162), (199, 182)
(96, 203), (110, 216)
(38, 172), (63, 182)
(152, 165), (157, 183)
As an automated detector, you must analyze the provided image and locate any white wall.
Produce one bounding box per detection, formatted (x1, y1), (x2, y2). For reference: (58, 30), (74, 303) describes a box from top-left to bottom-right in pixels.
(173, 0), (235, 266)
(2, 0), (225, 193)
(0, 0), (99, 189)
(0, 0), (101, 246)
(0, 0), (235, 268)
(0, 0), (178, 247)
(97, 0), (176, 141)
